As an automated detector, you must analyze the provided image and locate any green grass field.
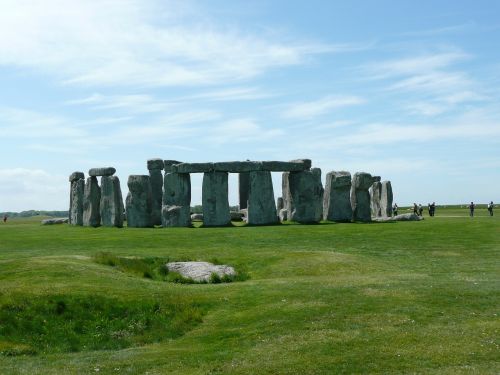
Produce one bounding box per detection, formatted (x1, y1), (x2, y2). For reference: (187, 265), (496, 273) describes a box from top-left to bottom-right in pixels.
(0, 207), (498, 374)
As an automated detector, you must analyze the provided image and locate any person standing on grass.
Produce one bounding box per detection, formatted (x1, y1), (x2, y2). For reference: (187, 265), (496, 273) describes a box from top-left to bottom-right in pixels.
(413, 203), (418, 215)
(418, 204), (423, 216)
(393, 203), (398, 216)
(469, 202), (475, 217)
(430, 202), (436, 216)
(3, 215), (7, 223)
(487, 201), (494, 216)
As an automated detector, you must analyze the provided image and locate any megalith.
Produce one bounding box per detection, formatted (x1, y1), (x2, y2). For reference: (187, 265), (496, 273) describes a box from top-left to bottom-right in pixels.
(350, 172), (373, 222)
(162, 172), (191, 227)
(370, 176), (382, 218)
(126, 175), (153, 228)
(323, 171), (352, 222)
(276, 197), (284, 213)
(83, 176), (101, 227)
(147, 158), (164, 226)
(100, 175), (124, 227)
(238, 172), (250, 210)
(380, 180), (393, 217)
(247, 171), (278, 225)
(69, 171), (85, 226)
(287, 168), (324, 223)
(202, 171), (231, 226)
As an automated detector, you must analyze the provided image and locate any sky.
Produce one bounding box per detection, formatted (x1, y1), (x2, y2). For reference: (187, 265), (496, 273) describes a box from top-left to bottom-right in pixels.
(1, 0), (499, 211)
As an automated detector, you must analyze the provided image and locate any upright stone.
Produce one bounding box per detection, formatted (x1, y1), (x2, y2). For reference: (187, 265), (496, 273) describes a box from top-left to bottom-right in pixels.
(282, 172), (291, 214)
(83, 176), (101, 227)
(380, 181), (393, 217)
(126, 175), (153, 228)
(323, 171), (352, 222)
(370, 176), (382, 218)
(162, 172), (191, 227)
(350, 172), (373, 222)
(276, 197), (284, 212)
(238, 172), (250, 209)
(69, 172), (85, 226)
(288, 168), (324, 223)
(202, 171), (231, 226)
(247, 171), (278, 225)
(148, 158), (164, 226)
(100, 176), (124, 227)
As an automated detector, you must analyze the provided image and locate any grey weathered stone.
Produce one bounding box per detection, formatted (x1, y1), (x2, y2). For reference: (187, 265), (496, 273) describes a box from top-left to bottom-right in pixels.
(88, 167), (116, 177)
(380, 180), (393, 217)
(323, 171), (352, 222)
(69, 171), (84, 182)
(69, 173), (85, 226)
(100, 175), (124, 227)
(238, 172), (250, 209)
(41, 218), (68, 225)
(282, 172), (291, 214)
(279, 208), (288, 222)
(287, 168), (324, 223)
(126, 175), (153, 228)
(164, 160), (182, 173)
(373, 213), (422, 222)
(174, 162), (214, 173)
(276, 197), (284, 212)
(350, 172), (373, 222)
(147, 158), (164, 171)
(261, 160), (309, 172)
(230, 211), (244, 221)
(83, 176), (101, 227)
(214, 161), (262, 172)
(370, 180), (382, 218)
(290, 159), (312, 169)
(202, 171), (231, 226)
(149, 168), (163, 226)
(166, 261), (236, 282)
(247, 171), (278, 225)
(191, 213), (204, 221)
(162, 172), (191, 227)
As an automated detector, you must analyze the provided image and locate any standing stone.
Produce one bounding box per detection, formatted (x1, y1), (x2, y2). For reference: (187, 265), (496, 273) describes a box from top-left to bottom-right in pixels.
(148, 158), (164, 226)
(282, 172), (291, 214)
(276, 197), (284, 213)
(370, 176), (382, 218)
(323, 171), (352, 222)
(238, 172), (250, 209)
(83, 176), (101, 227)
(69, 172), (85, 226)
(350, 172), (373, 222)
(247, 171), (278, 225)
(162, 172), (191, 227)
(126, 175), (153, 228)
(100, 176), (124, 228)
(287, 168), (324, 223)
(380, 180), (393, 217)
(202, 171), (231, 226)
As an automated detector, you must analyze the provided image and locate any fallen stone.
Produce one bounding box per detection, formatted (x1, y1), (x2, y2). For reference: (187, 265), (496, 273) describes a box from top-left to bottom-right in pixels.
(100, 175), (124, 228)
(69, 171), (84, 182)
(380, 180), (393, 217)
(41, 218), (68, 225)
(83, 176), (101, 227)
(88, 167), (116, 177)
(174, 162), (214, 173)
(166, 261), (236, 282)
(350, 172), (373, 222)
(202, 171), (231, 226)
(247, 171), (278, 225)
(373, 213), (423, 222)
(147, 158), (164, 171)
(288, 168), (324, 223)
(126, 175), (153, 228)
(164, 160), (182, 173)
(323, 171), (352, 222)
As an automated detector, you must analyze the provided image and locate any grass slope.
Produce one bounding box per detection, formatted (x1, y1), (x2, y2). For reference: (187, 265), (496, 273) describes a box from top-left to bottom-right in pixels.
(0, 207), (498, 374)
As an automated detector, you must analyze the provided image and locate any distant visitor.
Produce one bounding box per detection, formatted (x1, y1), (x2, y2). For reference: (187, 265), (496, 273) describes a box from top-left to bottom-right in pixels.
(488, 201), (494, 216)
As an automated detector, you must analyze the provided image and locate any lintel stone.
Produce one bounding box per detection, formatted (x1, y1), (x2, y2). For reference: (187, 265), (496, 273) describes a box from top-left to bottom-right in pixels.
(214, 161), (262, 172)
(89, 167), (116, 177)
(174, 162), (214, 173)
(163, 160), (182, 172)
(147, 158), (164, 170)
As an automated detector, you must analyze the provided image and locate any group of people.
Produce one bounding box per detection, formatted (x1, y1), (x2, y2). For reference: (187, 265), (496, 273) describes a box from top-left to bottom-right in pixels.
(412, 202), (436, 217)
(469, 201), (495, 217)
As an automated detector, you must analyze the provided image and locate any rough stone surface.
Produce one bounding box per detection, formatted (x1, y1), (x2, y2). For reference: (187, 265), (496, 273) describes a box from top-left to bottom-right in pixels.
(69, 177), (85, 225)
(88, 167), (116, 177)
(174, 162), (214, 173)
(164, 160), (182, 173)
(261, 160), (309, 172)
(290, 159), (312, 169)
(370, 180), (382, 218)
(162, 172), (191, 227)
(191, 213), (204, 221)
(380, 180), (393, 217)
(247, 171), (278, 225)
(41, 218), (68, 225)
(202, 171), (231, 226)
(126, 175), (153, 228)
(230, 211), (244, 221)
(323, 171), (352, 222)
(276, 197), (284, 212)
(350, 172), (373, 222)
(373, 213), (422, 222)
(282, 172), (291, 214)
(69, 171), (84, 182)
(238, 172), (250, 209)
(147, 158), (164, 171)
(149, 169), (163, 225)
(83, 176), (101, 227)
(288, 168), (324, 223)
(279, 208), (288, 222)
(166, 262), (236, 282)
(214, 161), (262, 172)
(100, 176), (124, 227)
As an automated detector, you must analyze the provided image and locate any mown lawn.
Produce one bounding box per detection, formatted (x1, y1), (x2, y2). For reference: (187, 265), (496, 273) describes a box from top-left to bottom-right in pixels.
(0, 207), (498, 374)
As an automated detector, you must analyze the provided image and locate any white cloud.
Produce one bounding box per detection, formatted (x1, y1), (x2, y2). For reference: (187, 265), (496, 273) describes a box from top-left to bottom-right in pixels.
(209, 118), (284, 144)
(283, 95), (365, 119)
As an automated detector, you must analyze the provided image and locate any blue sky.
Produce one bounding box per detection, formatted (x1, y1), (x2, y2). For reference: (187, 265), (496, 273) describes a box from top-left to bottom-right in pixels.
(1, 0), (499, 211)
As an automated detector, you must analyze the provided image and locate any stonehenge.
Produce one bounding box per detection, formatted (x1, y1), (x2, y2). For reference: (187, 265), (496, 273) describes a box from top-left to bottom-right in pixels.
(69, 159), (395, 229)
